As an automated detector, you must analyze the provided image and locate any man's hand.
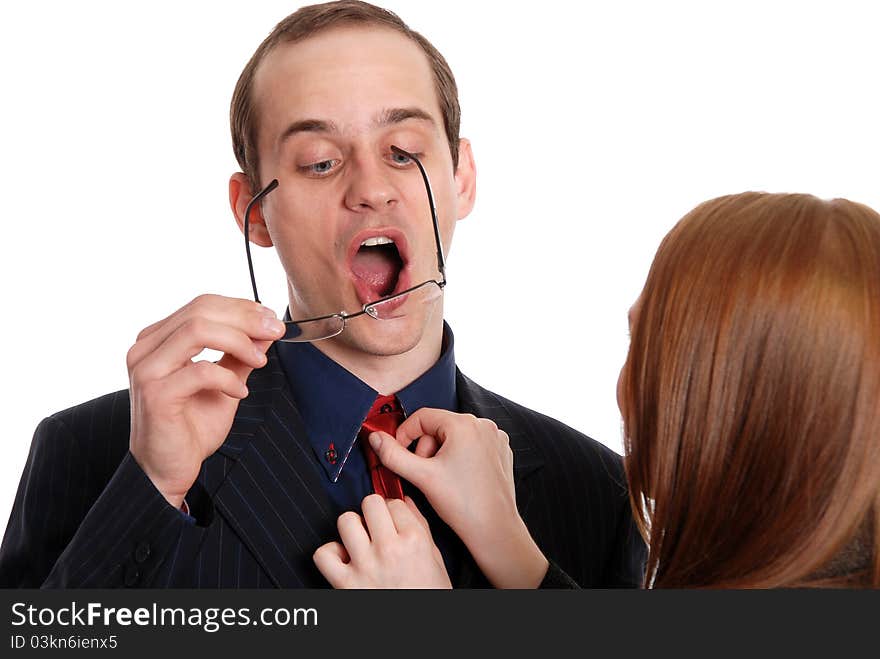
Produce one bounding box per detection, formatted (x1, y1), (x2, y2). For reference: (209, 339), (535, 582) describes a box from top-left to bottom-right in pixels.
(313, 495), (452, 589)
(366, 409), (549, 588)
(127, 294), (286, 509)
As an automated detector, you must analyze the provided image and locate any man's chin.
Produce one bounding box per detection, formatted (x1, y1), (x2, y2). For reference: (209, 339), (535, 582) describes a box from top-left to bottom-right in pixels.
(342, 318), (425, 356)
(336, 305), (439, 357)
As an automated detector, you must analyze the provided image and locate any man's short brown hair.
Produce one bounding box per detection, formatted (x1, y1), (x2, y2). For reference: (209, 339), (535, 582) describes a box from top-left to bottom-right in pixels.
(231, 0), (461, 193)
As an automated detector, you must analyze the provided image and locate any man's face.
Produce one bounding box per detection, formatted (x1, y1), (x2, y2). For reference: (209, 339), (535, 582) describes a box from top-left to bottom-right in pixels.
(245, 25), (474, 357)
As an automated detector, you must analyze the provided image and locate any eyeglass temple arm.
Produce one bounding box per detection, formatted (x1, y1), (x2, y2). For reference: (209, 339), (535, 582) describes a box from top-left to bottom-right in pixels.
(390, 146), (446, 283)
(243, 178), (279, 304)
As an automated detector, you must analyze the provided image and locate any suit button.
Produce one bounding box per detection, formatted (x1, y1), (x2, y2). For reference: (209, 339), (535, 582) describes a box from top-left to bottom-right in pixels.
(134, 542), (151, 564)
(124, 564), (140, 587)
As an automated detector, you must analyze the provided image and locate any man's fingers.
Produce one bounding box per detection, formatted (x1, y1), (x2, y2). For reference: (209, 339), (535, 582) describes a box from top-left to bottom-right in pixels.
(157, 360), (250, 401)
(131, 319), (271, 383)
(313, 541), (350, 587)
(217, 339), (274, 381)
(128, 297), (284, 371)
(369, 432), (428, 485)
(137, 295), (269, 341)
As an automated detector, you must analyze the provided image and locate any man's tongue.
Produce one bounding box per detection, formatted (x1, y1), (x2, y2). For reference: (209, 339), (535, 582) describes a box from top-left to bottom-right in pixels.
(351, 246), (401, 298)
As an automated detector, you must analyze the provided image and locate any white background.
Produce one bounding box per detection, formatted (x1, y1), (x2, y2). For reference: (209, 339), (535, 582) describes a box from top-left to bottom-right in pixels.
(1, 1), (879, 539)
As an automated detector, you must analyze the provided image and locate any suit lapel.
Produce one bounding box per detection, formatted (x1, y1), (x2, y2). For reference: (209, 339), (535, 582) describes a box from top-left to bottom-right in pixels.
(452, 370), (546, 588)
(205, 344), (337, 587)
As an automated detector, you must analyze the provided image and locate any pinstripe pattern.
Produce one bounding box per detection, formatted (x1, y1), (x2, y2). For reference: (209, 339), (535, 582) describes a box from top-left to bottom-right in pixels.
(0, 345), (645, 588)
(455, 374), (646, 587)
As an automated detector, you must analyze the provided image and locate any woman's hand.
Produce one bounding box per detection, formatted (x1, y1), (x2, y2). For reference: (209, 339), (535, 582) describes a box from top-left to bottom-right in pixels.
(313, 494), (452, 589)
(366, 409), (549, 588)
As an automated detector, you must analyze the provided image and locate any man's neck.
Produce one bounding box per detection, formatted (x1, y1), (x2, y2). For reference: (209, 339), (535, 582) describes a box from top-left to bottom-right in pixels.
(308, 316), (445, 395)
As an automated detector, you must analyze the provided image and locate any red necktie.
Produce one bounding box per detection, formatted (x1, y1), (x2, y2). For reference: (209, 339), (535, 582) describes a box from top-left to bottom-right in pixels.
(359, 394), (405, 500)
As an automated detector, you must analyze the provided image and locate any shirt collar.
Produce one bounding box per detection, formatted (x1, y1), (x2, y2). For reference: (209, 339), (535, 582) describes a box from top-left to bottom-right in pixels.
(276, 320), (458, 482)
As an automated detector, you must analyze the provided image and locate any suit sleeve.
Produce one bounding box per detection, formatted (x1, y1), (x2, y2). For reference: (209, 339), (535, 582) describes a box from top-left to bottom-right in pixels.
(602, 490), (647, 588)
(538, 490), (645, 589)
(539, 559), (581, 589)
(0, 415), (209, 588)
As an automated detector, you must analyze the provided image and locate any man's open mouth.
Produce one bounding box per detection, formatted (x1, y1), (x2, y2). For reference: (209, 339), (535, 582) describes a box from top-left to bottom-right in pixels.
(348, 229), (411, 305)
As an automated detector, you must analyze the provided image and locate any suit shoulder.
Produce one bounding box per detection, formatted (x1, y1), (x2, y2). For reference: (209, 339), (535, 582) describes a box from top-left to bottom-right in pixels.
(38, 389), (132, 464)
(46, 389), (131, 432)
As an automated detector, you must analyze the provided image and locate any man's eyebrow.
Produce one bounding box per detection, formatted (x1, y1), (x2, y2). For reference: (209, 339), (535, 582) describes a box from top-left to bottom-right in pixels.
(376, 107), (436, 127)
(277, 108), (434, 145)
(278, 119), (338, 144)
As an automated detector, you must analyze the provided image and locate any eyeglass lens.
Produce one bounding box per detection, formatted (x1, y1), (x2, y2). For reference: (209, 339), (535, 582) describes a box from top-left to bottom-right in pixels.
(280, 280), (443, 343)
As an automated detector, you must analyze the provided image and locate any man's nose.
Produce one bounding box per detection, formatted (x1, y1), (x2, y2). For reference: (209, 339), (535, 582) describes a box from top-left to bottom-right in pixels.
(343, 157), (399, 212)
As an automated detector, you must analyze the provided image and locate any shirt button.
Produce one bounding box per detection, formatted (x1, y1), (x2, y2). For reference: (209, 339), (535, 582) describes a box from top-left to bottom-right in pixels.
(380, 404), (393, 414)
(134, 542), (151, 564)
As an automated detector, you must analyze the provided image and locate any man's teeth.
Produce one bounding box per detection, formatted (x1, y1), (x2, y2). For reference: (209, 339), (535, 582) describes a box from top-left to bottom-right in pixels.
(360, 236), (395, 247)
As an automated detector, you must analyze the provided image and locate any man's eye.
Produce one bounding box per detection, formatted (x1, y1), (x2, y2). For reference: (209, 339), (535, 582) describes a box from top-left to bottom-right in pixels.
(300, 159), (339, 176)
(390, 151), (419, 166)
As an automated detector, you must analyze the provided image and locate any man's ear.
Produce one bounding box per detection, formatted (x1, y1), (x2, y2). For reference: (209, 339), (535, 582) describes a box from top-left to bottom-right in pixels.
(453, 138), (477, 221)
(229, 173), (274, 247)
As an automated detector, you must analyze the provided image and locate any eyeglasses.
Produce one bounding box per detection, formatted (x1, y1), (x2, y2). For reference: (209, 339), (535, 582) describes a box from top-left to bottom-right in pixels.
(242, 146), (447, 342)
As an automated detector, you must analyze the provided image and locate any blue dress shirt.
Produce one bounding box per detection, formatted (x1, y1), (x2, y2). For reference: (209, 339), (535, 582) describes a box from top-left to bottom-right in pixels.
(275, 322), (458, 515)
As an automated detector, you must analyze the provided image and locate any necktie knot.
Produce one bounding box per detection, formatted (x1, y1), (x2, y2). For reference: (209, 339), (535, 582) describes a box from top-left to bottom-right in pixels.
(359, 394), (405, 499)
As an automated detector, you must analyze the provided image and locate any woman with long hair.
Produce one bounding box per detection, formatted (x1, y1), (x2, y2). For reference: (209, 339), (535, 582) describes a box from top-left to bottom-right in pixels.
(620, 192), (880, 587)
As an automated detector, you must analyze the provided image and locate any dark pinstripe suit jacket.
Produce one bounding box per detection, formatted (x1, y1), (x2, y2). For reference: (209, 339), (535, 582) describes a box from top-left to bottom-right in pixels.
(0, 344), (645, 588)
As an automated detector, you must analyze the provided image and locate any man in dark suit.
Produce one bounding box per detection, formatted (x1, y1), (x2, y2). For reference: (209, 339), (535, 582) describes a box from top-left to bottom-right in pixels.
(0, 0), (645, 589)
